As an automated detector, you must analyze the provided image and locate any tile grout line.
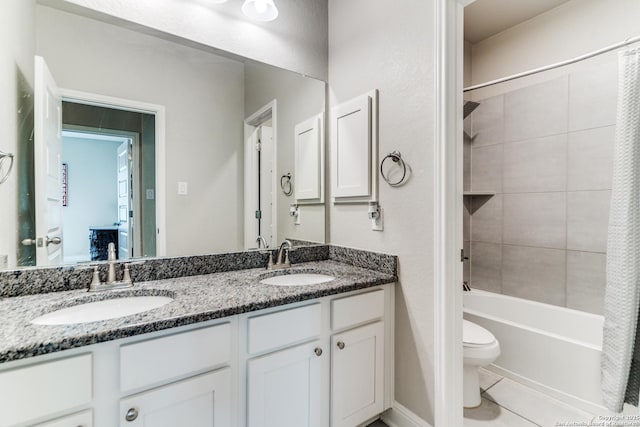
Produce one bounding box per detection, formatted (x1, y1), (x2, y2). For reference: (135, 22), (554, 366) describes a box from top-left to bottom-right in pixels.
(481, 393), (543, 427)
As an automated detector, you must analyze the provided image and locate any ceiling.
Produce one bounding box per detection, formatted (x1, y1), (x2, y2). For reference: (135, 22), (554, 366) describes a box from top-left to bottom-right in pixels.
(464, 0), (573, 44)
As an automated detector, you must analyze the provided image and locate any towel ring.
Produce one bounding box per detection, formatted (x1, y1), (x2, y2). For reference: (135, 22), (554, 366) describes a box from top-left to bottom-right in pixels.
(380, 151), (408, 187)
(280, 173), (293, 196)
(0, 150), (14, 185)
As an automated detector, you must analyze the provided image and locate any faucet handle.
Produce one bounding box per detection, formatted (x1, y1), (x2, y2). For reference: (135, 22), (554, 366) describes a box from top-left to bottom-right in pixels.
(89, 266), (102, 291)
(266, 252), (274, 270)
(122, 264), (132, 284)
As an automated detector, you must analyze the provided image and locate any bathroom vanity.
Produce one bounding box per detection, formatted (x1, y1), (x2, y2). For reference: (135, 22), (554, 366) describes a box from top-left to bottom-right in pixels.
(0, 248), (396, 427)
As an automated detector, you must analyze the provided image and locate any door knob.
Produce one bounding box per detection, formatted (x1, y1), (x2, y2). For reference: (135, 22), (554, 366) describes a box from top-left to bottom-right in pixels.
(125, 407), (139, 421)
(21, 238), (37, 246)
(337, 341), (345, 350)
(314, 347), (323, 356)
(45, 236), (62, 246)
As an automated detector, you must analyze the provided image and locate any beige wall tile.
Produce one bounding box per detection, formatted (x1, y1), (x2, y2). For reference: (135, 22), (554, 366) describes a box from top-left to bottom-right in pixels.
(503, 134), (567, 193)
(471, 94), (504, 147)
(566, 251), (606, 314)
(567, 190), (611, 252)
(471, 144), (503, 192)
(502, 245), (566, 306)
(504, 77), (568, 142)
(567, 126), (615, 191)
(471, 195), (503, 244)
(471, 242), (502, 293)
(503, 193), (567, 249)
(569, 59), (618, 132)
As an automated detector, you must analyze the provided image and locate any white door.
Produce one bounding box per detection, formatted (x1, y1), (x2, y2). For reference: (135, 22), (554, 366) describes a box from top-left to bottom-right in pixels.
(258, 126), (274, 248)
(244, 125), (274, 249)
(32, 56), (63, 266)
(117, 140), (133, 260)
(119, 369), (231, 427)
(247, 340), (327, 427)
(331, 322), (385, 427)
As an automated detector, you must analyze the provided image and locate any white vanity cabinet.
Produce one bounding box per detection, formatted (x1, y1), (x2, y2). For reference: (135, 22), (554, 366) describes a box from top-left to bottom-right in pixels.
(118, 368), (231, 427)
(330, 290), (388, 427)
(242, 286), (393, 427)
(0, 284), (393, 427)
(32, 410), (93, 427)
(247, 340), (327, 427)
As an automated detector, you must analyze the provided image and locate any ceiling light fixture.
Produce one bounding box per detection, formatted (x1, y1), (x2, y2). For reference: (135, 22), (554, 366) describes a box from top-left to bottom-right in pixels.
(242, 0), (279, 22)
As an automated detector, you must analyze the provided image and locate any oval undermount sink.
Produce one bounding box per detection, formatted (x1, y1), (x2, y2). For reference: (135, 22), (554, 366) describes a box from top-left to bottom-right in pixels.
(31, 296), (173, 325)
(259, 273), (335, 287)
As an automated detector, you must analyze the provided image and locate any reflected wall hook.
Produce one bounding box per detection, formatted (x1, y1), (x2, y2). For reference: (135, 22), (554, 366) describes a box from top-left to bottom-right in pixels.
(0, 150), (15, 185)
(280, 173), (293, 196)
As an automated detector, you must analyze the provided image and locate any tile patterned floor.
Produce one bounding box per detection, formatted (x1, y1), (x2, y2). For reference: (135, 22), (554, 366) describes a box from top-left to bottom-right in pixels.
(464, 368), (595, 426)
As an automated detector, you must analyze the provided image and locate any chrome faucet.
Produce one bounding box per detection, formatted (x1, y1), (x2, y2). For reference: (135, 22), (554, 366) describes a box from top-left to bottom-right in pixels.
(256, 236), (268, 249)
(88, 242), (134, 292)
(266, 239), (292, 270)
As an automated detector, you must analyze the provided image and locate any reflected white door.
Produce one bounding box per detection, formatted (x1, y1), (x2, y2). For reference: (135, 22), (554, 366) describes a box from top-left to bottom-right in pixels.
(33, 56), (63, 266)
(244, 125), (274, 249)
(259, 126), (274, 248)
(117, 140), (133, 260)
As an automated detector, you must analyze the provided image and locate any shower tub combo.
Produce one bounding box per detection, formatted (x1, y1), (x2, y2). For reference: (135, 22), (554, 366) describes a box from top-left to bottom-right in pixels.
(463, 289), (607, 414)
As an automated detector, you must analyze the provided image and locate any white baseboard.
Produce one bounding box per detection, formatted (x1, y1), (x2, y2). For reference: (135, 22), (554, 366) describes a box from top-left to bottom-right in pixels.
(380, 402), (432, 427)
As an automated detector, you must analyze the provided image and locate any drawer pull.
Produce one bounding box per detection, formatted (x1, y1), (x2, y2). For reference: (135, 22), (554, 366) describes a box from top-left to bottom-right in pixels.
(337, 341), (345, 350)
(314, 347), (323, 356)
(125, 407), (139, 422)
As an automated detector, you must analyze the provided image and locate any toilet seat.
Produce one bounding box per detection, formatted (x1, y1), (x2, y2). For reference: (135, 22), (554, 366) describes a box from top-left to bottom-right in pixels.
(463, 320), (495, 347)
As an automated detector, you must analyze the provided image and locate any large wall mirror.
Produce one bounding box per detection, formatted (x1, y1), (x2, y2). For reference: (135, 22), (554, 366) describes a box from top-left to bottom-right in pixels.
(0, 1), (326, 271)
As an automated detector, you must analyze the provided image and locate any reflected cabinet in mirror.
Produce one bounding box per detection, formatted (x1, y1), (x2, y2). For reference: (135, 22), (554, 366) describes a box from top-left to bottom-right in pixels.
(0, 2), (326, 271)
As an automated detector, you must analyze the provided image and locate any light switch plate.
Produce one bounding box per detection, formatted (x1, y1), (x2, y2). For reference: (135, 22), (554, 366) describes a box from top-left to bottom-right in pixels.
(295, 208), (301, 225)
(146, 189), (155, 200)
(178, 182), (188, 195)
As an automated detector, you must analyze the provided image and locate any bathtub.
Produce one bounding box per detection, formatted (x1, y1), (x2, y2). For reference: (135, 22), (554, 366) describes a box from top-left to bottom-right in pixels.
(463, 289), (606, 413)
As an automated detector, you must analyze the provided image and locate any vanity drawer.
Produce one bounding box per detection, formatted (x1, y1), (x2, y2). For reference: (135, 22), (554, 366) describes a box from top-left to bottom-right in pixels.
(120, 323), (231, 393)
(331, 289), (385, 330)
(0, 354), (93, 427)
(247, 303), (321, 354)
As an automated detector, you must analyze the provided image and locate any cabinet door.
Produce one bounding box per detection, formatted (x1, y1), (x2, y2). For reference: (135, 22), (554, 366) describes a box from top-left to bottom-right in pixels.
(119, 368), (231, 427)
(331, 322), (385, 427)
(247, 340), (326, 427)
(33, 410), (93, 427)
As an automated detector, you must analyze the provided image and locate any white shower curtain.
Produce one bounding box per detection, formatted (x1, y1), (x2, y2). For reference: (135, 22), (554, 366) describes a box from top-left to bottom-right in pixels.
(602, 46), (640, 412)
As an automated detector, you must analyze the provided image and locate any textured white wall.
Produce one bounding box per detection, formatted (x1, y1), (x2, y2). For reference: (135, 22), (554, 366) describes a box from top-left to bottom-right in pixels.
(0, 0), (34, 269)
(36, 5), (246, 257)
(244, 62), (326, 245)
(469, 0), (640, 98)
(41, 0), (328, 81)
(328, 0), (436, 423)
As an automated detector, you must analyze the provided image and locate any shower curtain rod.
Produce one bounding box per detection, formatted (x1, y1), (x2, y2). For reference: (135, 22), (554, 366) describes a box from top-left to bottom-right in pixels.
(463, 34), (640, 92)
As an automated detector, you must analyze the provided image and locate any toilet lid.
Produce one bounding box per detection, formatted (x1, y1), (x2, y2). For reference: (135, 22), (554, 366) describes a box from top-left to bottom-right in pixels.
(463, 320), (495, 345)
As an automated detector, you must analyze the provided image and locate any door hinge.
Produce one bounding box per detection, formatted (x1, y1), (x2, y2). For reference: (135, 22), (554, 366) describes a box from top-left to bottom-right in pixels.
(256, 139), (262, 151)
(129, 210), (134, 218)
(255, 210), (262, 219)
(460, 249), (469, 262)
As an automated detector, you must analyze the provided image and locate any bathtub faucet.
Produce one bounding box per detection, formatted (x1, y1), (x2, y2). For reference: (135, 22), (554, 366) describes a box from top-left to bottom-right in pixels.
(463, 281), (471, 292)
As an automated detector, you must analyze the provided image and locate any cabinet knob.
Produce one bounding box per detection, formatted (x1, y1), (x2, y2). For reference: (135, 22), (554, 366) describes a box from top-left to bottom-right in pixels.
(337, 341), (345, 350)
(314, 347), (323, 356)
(125, 407), (139, 422)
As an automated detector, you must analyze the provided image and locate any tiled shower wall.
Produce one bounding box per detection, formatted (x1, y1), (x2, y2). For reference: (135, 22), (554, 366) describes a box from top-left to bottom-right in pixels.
(464, 58), (618, 315)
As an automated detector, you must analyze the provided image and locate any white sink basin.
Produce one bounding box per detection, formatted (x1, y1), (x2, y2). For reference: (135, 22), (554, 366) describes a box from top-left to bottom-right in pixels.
(31, 296), (173, 325)
(259, 273), (335, 287)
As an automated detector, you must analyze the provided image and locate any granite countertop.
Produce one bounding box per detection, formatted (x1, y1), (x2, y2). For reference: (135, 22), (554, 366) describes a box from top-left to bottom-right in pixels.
(0, 260), (396, 364)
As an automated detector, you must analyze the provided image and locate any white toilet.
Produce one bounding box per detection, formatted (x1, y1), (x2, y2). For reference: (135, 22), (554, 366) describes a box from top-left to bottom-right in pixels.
(463, 319), (500, 408)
